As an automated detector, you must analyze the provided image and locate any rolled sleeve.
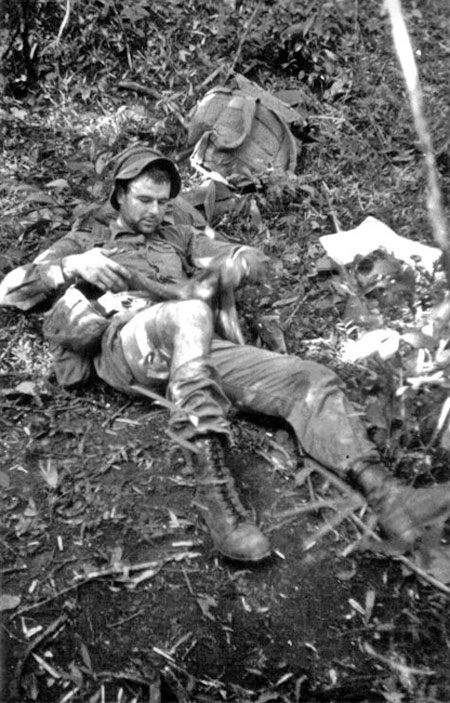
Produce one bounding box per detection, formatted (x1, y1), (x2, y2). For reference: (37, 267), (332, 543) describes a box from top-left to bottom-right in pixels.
(0, 230), (92, 310)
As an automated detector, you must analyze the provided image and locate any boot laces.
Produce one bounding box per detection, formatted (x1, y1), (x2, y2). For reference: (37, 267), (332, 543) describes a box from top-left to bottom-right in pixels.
(199, 437), (249, 522)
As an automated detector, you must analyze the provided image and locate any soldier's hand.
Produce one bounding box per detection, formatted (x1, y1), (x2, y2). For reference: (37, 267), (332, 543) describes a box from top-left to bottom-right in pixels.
(61, 249), (131, 292)
(221, 247), (269, 289)
(178, 270), (219, 302)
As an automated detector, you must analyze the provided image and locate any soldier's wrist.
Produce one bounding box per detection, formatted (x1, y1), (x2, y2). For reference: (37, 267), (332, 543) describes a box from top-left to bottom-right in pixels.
(60, 256), (77, 282)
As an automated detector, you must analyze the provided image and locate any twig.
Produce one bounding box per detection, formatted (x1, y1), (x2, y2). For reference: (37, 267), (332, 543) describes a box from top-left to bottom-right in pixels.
(75, 552), (199, 580)
(11, 581), (92, 619)
(271, 461), (366, 548)
(386, 0), (450, 288)
(302, 498), (365, 552)
(310, 461), (367, 504)
(322, 181), (342, 233)
(41, 0), (71, 54)
(266, 498), (350, 533)
(200, 63), (226, 89)
(76, 559), (160, 580)
(32, 653), (61, 680)
(1, 564), (28, 575)
(96, 669), (158, 686)
(118, 80), (162, 100)
(181, 565), (195, 595)
(11, 552), (200, 619)
(55, 0), (71, 43)
(363, 641), (435, 676)
(11, 611), (70, 699)
(270, 498), (345, 520)
(101, 399), (133, 428)
(108, 608), (147, 629)
(224, 1), (262, 82)
(266, 498), (357, 534)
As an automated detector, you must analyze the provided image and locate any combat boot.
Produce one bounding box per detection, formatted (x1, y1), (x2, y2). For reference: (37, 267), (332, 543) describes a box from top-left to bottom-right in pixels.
(351, 461), (450, 549)
(194, 434), (271, 562)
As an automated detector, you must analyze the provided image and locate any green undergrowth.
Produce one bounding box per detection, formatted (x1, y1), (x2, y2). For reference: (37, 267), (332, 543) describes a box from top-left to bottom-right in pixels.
(2, 1), (450, 701)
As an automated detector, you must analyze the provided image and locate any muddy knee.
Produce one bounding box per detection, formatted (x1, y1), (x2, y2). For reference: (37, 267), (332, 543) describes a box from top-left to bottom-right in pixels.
(174, 299), (213, 330)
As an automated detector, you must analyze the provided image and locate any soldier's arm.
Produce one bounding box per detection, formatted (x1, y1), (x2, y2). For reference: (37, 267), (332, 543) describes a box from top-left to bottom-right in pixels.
(0, 232), (91, 310)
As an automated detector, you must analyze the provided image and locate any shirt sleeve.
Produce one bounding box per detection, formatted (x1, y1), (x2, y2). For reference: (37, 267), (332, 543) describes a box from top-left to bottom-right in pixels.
(0, 230), (93, 311)
(187, 228), (242, 268)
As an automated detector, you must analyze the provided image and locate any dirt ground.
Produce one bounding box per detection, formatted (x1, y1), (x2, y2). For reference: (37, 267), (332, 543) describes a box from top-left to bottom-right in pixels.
(2, 342), (450, 702)
(2, 2), (450, 701)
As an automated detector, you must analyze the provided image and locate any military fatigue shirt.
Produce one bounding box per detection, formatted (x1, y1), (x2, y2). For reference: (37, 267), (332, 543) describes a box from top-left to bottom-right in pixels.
(0, 220), (241, 311)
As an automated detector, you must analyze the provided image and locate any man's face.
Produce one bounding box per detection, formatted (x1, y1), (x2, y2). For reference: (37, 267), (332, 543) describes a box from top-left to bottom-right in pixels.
(117, 174), (171, 236)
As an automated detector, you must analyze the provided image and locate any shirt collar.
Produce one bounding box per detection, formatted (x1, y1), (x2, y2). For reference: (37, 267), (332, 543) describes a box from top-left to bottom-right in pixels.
(108, 206), (175, 242)
(108, 221), (146, 242)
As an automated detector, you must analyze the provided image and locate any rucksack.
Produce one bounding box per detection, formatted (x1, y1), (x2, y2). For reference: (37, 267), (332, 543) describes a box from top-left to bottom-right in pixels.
(187, 75), (302, 186)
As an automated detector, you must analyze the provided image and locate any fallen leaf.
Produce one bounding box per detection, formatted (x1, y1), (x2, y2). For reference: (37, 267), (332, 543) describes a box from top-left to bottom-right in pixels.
(0, 594), (21, 611)
(364, 588), (376, 624)
(24, 498), (39, 518)
(23, 191), (56, 205)
(79, 642), (93, 673)
(196, 593), (217, 621)
(167, 509), (181, 528)
(45, 178), (70, 191)
(255, 691), (281, 703)
(39, 459), (59, 489)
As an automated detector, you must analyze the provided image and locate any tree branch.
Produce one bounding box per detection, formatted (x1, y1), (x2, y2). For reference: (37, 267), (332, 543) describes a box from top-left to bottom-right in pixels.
(386, 0), (450, 288)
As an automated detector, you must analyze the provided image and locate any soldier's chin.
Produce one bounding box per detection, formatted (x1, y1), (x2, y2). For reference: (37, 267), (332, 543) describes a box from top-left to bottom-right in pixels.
(139, 219), (158, 233)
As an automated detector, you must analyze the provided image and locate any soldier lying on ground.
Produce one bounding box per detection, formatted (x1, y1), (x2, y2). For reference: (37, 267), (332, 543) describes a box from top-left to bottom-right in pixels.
(1, 145), (449, 562)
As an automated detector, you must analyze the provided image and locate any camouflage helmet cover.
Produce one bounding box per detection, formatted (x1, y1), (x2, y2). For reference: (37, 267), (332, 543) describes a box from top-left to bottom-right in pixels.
(110, 145), (181, 209)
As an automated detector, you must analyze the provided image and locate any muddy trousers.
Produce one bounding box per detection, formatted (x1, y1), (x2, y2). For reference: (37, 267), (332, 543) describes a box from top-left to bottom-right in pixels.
(209, 339), (376, 477)
(96, 315), (450, 552)
(98, 317), (377, 478)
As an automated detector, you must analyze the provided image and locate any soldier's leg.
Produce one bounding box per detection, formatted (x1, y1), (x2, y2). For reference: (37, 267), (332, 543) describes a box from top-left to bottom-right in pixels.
(210, 339), (375, 473)
(210, 339), (450, 550)
(97, 301), (270, 562)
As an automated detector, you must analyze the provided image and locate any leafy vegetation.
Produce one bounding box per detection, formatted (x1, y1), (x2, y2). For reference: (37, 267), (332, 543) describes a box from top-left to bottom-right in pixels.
(2, 0), (450, 701)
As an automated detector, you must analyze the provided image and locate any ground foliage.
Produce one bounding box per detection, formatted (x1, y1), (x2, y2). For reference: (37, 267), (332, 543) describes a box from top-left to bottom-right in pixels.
(2, 0), (450, 701)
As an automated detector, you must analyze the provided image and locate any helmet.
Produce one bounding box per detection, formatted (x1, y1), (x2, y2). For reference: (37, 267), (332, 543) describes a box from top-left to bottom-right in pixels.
(110, 145), (181, 209)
